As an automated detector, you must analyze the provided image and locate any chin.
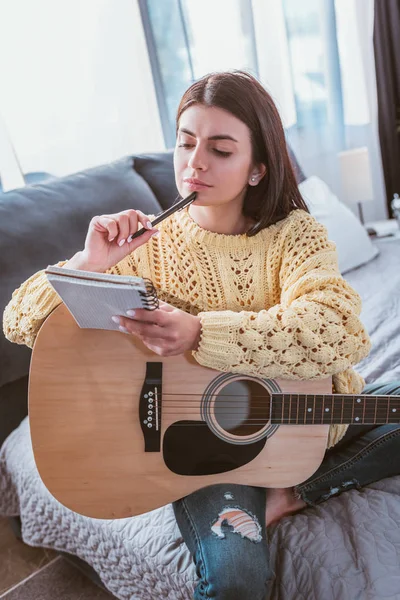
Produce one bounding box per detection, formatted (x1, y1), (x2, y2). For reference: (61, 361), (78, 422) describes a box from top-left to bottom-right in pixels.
(190, 197), (213, 207)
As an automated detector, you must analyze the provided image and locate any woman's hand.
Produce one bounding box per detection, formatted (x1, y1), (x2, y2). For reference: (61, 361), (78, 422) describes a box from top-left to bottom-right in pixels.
(112, 301), (202, 356)
(65, 209), (159, 272)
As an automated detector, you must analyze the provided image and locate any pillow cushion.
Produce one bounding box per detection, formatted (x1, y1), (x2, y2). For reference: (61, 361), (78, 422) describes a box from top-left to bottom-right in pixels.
(133, 150), (178, 210)
(299, 176), (379, 274)
(0, 157), (162, 389)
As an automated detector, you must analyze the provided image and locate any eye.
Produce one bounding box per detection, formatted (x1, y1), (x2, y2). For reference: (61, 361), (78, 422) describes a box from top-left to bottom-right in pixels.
(213, 149), (232, 157)
(178, 143), (193, 149)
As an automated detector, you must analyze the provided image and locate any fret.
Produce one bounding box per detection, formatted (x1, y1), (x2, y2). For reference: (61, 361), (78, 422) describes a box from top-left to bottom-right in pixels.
(376, 395), (389, 423)
(289, 394), (297, 424)
(298, 394), (306, 424)
(388, 396), (400, 424)
(313, 394), (316, 425)
(342, 394), (354, 424)
(374, 396), (377, 424)
(314, 394), (323, 424)
(363, 394), (376, 424)
(269, 395), (279, 424)
(386, 396), (390, 424)
(332, 395), (343, 424)
(353, 394), (365, 424)
(305, 394), (314, 424)
(341, 392), (344, 424)
(282, 394), (290, 424)
(322, 395), (333, 424)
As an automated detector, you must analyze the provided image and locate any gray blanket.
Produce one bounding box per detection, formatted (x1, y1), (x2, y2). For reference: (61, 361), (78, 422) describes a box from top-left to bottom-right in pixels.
(345, 238), (400, 384)
(1, 238), (400, 599)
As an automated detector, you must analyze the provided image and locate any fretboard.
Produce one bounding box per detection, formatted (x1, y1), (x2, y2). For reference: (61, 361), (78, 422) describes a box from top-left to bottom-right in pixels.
(270, 393), (400, 425)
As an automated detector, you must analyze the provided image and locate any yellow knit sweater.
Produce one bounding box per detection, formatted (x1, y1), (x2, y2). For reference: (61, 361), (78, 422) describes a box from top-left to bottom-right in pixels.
(3, 208), (371, 448)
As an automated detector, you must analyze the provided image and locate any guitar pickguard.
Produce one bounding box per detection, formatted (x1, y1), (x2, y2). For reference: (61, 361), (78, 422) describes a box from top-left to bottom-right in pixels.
(163, 421), (266, 475)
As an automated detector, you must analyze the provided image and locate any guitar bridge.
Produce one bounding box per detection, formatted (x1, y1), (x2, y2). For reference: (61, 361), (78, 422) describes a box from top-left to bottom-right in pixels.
(139, 362), (162, 452)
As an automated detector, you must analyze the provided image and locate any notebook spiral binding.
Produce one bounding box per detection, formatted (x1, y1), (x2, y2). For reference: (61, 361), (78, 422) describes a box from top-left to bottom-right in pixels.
(139, 279), (159, 310)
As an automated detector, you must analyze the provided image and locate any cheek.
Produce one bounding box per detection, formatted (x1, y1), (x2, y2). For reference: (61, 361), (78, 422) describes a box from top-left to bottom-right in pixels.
(173, 150), (185, 190)
(216, 158), (250, 190)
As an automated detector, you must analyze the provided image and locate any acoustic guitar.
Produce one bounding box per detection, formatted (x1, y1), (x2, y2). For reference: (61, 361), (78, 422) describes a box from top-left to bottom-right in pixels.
(29, 304), (400, 519)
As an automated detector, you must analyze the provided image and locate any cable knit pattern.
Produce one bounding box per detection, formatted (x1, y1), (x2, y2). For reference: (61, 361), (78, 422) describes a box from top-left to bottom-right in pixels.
(3, 208), (371, 448)
(3, 261), (67, 349)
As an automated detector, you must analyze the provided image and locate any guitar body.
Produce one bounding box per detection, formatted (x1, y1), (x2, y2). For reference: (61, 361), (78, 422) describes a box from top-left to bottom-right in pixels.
(29, 304), (330, 519)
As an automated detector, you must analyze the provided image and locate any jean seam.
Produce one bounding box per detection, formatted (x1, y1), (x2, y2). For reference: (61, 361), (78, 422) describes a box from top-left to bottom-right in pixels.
(181, 497), (212, 599)
(297, 427), (400, 493)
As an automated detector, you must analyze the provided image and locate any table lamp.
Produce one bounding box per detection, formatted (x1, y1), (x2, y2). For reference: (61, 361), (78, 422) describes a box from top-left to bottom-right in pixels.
(338, 146), (374, 224)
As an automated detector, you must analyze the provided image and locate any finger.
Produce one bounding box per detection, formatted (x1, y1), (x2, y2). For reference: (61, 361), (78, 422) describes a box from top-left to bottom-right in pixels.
(116, 317), (158, 336)
(141, 337), (167, 347)
(123, 308), (168, 326)
(135, 210), (156, 232)
(115, 213), (130, 247)
(142, 342), (166, 356)
(118, 317), (175, 342)
(93, 216), (118, 242)
(127, 211), (159, 243)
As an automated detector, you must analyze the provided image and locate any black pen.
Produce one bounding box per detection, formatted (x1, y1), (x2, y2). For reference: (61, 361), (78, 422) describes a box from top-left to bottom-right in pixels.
(129, 191), (198, 241)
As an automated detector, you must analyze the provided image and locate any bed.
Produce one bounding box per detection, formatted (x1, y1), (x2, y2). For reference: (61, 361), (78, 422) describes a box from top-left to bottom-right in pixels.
(1, 237), (400, 600)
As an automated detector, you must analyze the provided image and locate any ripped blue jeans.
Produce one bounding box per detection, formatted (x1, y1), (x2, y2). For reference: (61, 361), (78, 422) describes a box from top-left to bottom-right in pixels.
(172, 381), (400, 600)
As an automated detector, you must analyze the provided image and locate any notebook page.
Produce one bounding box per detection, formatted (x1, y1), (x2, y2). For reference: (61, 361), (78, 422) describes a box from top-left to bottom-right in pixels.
(47, 275), (150, 330)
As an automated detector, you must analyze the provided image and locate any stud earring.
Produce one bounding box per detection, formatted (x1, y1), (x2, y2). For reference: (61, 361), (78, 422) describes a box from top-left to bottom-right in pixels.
(251, 177), (256, 182)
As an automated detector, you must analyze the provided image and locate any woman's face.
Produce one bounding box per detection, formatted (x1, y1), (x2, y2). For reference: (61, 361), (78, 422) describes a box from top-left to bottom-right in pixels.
(174, 104), (258, 208)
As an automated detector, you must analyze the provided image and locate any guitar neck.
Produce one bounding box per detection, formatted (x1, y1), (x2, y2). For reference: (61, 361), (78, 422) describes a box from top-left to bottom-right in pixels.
(270, 393), (400, 425)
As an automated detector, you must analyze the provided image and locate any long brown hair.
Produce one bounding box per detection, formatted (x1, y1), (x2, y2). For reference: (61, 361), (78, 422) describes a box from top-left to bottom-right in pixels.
(176, 70), (309, 236)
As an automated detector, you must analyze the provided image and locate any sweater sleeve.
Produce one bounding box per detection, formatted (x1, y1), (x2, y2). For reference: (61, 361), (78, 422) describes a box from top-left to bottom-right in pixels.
(2, 251), (139, 349)
(2, 262), (67, 348)
(192, 211), (372, 380)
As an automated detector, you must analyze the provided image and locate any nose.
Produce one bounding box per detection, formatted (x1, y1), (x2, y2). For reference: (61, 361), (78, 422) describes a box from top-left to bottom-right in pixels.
(187, 144), (208, 171)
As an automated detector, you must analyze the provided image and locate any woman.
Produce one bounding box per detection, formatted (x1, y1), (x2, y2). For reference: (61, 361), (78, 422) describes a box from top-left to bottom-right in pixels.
(4, 71), (400, 600)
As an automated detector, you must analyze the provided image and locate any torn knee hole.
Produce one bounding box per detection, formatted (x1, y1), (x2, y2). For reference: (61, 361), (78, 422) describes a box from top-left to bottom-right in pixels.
(211, 507), (262, 543)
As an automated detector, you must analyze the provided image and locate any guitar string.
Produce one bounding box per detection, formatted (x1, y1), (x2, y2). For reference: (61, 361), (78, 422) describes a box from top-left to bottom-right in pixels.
(147, 394), (399, 424)
(142, 420), (399, 426)
(150, 393), (399, 424)
(141, 394), (399, 401)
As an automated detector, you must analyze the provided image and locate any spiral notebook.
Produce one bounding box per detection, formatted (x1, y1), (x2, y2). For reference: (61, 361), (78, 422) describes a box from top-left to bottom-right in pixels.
(45, 265), (159, 331)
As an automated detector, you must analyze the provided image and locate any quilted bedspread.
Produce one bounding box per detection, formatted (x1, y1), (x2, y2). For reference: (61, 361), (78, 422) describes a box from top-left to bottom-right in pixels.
(1, 238), (400, 599)
(345, 238), (400, 385)
(1, 418), (400, 599)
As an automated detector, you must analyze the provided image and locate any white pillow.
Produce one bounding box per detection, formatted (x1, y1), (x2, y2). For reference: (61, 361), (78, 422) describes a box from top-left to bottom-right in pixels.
(299, 176), (379, 274)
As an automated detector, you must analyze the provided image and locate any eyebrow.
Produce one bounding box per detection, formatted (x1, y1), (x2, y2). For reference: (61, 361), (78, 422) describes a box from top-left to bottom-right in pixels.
(179, 128), (238, 142)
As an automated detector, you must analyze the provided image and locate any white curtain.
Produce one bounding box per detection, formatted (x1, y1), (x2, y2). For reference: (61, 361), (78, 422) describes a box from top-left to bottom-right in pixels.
(0, 0), (165, 183)
(252, 0), (387, 221)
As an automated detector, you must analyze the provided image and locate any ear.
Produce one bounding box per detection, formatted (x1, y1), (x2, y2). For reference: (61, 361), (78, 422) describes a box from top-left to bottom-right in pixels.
(248, 163), (267, 186)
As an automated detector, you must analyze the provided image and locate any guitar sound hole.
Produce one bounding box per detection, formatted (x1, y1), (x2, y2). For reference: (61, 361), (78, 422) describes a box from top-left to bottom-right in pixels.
(214, 380), (270, 436)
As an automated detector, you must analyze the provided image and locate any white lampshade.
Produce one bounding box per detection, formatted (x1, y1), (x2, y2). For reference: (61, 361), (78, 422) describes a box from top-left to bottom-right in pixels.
(338, 146), (374, 205)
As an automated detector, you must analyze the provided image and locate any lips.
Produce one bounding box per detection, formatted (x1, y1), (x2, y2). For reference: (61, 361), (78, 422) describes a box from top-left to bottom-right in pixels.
(183, 177), (212, 187)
